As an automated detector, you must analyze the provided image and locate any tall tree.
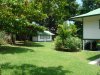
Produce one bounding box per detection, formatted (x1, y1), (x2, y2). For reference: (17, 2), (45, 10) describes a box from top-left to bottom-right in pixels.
(0, 1), (46, 43)
(34, 0), (79, 34)
(81, 0), (100, 14)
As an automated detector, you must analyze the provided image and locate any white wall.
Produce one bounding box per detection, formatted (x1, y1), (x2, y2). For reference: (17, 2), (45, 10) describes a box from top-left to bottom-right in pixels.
(32, 36), (38, 41)
(83, 15), (100, 39)
(38, 35), (52, 42)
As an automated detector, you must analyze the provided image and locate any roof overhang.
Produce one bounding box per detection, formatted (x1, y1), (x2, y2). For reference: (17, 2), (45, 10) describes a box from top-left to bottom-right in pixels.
(38, 31), (55, 35)
(71, 14), (100, 21)
(70, 8), (100, 21)
(44, 31), (55, 35)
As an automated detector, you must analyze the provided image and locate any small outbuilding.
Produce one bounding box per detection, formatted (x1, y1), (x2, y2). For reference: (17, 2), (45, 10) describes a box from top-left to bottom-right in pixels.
(71, 8), (100, 50)
(32, 31), (54, 42)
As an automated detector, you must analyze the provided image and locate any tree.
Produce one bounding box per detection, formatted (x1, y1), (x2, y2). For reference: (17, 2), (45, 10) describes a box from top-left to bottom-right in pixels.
(0, 0), (79, 34)
(57, 23), (77, 46)
(0, 1), (46, 44)
(81, 0), (100, 14)
(33, 0), (79, 34)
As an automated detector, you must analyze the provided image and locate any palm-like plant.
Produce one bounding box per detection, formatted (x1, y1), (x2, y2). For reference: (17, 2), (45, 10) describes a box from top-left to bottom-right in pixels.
(57, 23), (77, 47)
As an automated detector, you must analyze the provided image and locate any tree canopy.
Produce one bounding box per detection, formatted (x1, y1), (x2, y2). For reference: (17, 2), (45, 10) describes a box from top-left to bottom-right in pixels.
(0, 1), (46, 35)
(0, 0), (80, 43)
(81, 0), (100, 14)
(32, 0), (79, 33)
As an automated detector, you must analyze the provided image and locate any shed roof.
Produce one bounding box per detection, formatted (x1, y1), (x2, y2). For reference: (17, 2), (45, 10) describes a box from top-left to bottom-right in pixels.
(44, 31), (54, 35)
(71, 8), (100, 20)
(38, 31), (54, 35)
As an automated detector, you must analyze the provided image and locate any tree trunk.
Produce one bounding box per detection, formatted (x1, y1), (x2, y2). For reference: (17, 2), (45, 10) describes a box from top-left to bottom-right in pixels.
(11, 34), (16, 44)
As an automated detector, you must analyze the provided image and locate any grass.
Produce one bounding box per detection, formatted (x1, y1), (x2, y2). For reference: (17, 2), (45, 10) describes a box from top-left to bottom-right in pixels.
(0, 42), (100, 75)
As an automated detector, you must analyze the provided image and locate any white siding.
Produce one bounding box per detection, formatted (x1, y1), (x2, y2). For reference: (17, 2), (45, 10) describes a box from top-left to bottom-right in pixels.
(83, 16), (100, 39)
(32, 36), (38, 41)
(38, 35), (52, 42)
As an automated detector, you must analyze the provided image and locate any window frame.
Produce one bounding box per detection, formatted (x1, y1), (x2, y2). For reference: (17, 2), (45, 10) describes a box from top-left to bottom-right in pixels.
(99, 20), (100, 29)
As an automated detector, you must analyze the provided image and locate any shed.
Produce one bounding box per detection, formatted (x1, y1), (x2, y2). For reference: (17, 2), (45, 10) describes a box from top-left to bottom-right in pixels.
(71, 8), (100, 50)
(32, 31), (54, 42)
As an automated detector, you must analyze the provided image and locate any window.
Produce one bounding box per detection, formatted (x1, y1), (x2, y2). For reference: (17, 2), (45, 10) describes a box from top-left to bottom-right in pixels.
(40, 35), (50, 39)
(40, 35), (44, 39)
(99, 20), (100, 29)
(46, 35), (50, 39)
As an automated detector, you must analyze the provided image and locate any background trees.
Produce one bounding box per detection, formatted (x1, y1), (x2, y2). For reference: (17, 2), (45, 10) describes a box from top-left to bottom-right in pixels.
(34, 0), (79, 34)
(81, 0), (100, 14)
(0, 0), (80, 44)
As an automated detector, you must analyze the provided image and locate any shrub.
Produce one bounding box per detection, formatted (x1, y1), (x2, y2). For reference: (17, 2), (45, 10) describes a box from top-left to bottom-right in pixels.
(0, 31), (7, 45)
(65, 37), (82, 51)
(55, 36), (82, 52)
(54, 36), (63, 50)
(55, 23), (82, 52)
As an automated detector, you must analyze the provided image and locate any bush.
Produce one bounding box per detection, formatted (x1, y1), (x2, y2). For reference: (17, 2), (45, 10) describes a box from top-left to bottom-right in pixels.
(65, 37), (82, 51)
(0, 31), (7, 45)
(54, 36), (63, 50)
(55, 36), (82, 52)
(55, 23), (82, 52)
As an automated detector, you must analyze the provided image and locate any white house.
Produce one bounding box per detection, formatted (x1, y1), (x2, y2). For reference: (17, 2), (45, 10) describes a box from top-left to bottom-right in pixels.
(71, 8), (100, 50)
(32, 31), (54, 42)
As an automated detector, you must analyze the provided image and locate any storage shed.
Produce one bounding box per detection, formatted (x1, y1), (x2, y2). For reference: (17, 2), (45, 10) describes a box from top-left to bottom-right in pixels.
(32, 31), (54, 42)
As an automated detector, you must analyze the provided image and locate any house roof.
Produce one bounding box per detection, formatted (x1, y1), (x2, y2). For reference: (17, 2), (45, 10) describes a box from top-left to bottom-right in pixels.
(38, 31), (54, 35)
(44, 31), (55, 35)
(71, 8), (100, 21)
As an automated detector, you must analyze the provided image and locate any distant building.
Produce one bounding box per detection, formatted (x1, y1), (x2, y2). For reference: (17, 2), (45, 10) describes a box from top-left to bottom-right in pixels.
(32, 31), (54, 42)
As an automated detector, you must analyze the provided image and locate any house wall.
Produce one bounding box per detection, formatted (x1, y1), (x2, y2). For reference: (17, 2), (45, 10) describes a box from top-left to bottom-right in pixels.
(32, 35), (53, 42)
(32, 36), (38, 41)
(38, 35), (52, 42)
(83, 15), (100, 39)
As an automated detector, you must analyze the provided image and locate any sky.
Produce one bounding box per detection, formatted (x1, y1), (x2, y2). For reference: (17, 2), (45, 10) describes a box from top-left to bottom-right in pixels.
(76, 0), (82, 5)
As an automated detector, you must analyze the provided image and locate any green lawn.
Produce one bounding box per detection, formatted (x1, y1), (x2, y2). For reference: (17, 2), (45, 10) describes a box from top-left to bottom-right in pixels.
(0, 42), (100, 75)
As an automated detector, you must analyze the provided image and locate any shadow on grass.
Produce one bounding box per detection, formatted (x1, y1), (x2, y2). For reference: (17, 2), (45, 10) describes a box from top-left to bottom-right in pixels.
(0, 46), (34, 54)
(55, 48), (80, 52)
(15, 41), (44, 47)
(87, 54), (100, 60)
(0, 63), (72, 75)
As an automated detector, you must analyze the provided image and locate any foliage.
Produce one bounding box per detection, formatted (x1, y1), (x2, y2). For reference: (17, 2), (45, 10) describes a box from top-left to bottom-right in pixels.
(0, 1), (46, 43)
(55, 36), (82, 51)
(81, 0), (100, 14)
(57, 23), (77, 45)
(0, 2), (46, 34)
(54, 36), (62, 50)
(0, 31), (7, 45)
(65, 37), (82, 51)
(55, 23), (82, 51)
(33, 0), (79, 33)
(75, 21), (83, 38)
(57, 23), (77, 38)
(0, 0), (79, 35)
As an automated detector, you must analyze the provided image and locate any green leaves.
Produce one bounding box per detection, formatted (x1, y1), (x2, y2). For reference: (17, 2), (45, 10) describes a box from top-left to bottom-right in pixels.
(0, 1), (46, 36)
(34, 0), (79, 33)
(81, 0), (100, 13)
(55, 23), (81, 51)
(56, 23), (77, 47)
(57, 23), (77, 39)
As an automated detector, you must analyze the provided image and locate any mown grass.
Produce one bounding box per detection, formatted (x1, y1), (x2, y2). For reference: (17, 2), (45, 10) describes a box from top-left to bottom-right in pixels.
(0, 42), (100, 75)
